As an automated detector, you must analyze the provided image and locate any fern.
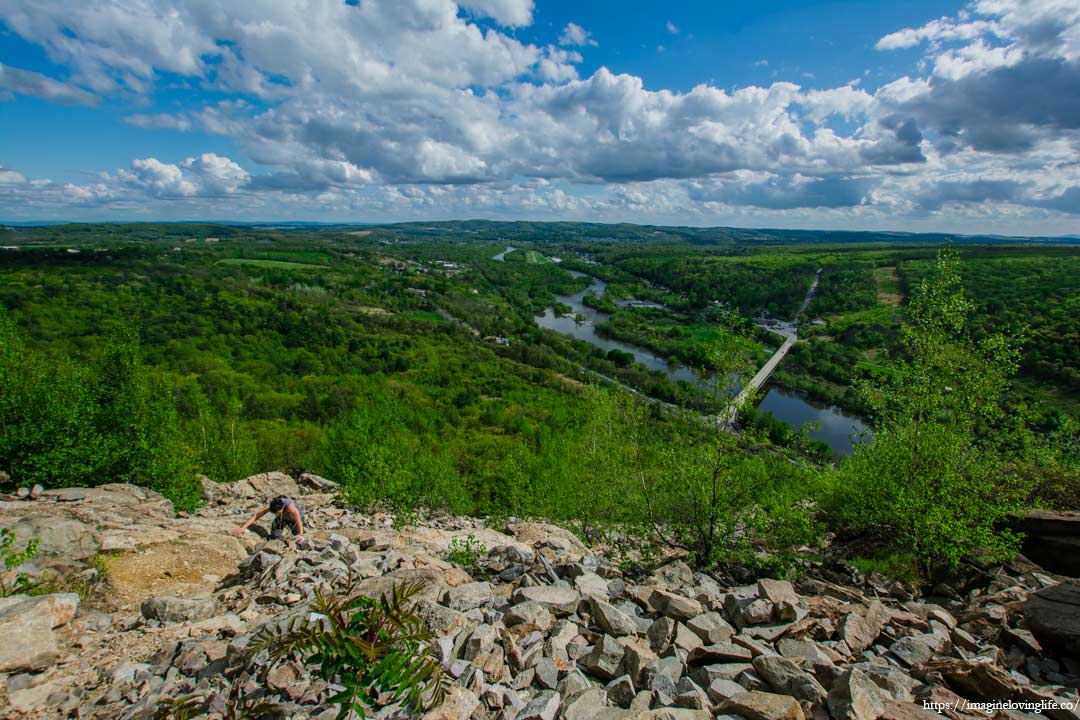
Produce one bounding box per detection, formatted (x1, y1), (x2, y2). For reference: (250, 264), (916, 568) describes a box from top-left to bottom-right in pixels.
(249, 578), (448, 719)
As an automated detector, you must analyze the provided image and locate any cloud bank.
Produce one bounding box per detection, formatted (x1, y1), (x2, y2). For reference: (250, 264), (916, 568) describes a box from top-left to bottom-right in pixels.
(0, 0), (1077, 232)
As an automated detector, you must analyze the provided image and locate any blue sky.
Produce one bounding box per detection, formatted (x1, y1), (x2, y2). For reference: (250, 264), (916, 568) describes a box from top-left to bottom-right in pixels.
(1, 0), (1078, 234)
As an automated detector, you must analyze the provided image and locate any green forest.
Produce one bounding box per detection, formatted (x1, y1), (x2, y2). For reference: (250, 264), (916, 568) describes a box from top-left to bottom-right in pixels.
(1, 222), (1077, 577)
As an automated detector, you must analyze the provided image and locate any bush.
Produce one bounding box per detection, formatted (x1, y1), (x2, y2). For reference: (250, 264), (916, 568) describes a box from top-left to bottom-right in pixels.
(0, 528), (39, 597)
(446, 534), (485, 572)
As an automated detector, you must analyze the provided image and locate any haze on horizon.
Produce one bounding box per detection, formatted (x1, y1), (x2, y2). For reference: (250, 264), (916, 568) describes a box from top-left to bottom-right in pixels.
(1, 0), (1078, 236)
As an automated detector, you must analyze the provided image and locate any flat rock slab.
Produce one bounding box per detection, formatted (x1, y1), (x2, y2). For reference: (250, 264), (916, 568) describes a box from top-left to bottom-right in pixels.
(1023, 581), (1080, 658)
(722, 691), (806, 720)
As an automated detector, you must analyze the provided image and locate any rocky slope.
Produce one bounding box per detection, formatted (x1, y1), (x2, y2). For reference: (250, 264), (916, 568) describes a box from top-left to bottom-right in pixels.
(1, 473), (1078, 720)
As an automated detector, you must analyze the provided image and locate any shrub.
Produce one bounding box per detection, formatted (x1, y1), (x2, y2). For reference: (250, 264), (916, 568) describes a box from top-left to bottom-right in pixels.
(0, 527), (39, 597)
(446, 534), (485, 571)
(249, 579), (447, 719)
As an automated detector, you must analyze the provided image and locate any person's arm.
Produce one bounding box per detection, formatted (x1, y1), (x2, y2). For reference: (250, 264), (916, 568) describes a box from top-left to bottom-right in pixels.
(233, 508), (268, 536)
(287, 504), (304, 535)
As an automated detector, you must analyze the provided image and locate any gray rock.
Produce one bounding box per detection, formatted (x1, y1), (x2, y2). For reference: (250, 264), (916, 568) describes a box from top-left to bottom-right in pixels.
(687, 642), (753, 666)
(534, 657), (559, 690)
(721, 691), (806, 720)
(651, 589), (704, 621)
(0, 593), (79, 672)
(1024, 581), (1080, 657)
(593, 597), (638, 637)
(443, 582), (495, 612)
(563, 688), (608, 720)
(504, 601), (555, 632)
(582, 635), (626, 680)
(753, 654), (828, 705)
(607, 674), (637, 708)
(675, 677), (710, 710)
(648, 617), (678, 653)
(140, 594), (219, 623)
(686, 612), (734, 645)
(516, 689), (560, 720)
(512, 586), (581, 616)
(889, 632), (949, 667)
(707, 678), (747, 704)
(828, 669), (885, 720)
(840, 600), (890, 653)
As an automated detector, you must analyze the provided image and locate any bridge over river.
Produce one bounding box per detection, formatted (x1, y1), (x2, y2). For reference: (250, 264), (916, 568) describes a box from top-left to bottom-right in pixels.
(722, 269), (821, 425)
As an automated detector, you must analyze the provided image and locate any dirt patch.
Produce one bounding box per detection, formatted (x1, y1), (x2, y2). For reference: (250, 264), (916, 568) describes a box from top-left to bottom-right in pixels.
(104, 535), (246, 612)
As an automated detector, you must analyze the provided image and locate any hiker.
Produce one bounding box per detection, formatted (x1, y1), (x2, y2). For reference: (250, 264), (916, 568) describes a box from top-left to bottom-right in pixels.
(233, 496), (305, 539)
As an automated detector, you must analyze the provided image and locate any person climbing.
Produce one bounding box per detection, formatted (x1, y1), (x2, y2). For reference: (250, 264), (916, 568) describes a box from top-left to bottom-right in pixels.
(233, 496), (305, 539)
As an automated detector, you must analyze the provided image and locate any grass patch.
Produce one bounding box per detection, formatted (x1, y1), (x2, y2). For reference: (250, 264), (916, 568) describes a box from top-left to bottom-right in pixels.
(874, 265), (904, 306)
(849, 553), (921, 585)
(526, 250), (553, 264)
(216, 258), (326, 270)
(254, 251), (333, 265)
(409, 310), (447, 322)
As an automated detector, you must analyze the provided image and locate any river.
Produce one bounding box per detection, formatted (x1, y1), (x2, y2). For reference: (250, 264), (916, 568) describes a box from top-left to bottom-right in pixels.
(534, 269), (867, 456)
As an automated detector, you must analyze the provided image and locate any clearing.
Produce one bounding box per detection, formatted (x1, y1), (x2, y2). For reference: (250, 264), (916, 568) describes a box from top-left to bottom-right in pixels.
(874, 265), (904, 306)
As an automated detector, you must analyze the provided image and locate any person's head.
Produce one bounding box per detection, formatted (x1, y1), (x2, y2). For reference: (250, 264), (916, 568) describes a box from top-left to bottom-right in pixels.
(269, 497), (286, 514)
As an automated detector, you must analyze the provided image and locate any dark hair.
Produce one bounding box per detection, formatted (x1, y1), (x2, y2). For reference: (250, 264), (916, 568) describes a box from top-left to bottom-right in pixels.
(269, 497), (285, 513)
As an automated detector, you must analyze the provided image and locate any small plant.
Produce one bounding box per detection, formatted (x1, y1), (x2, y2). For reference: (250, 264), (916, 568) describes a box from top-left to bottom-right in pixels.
(154, 690), (279, 720)
(446, 534), (485, 571)
(249, 578), (448, 719)
(0, 527), (39, 597)
(391, 508), (420, 530)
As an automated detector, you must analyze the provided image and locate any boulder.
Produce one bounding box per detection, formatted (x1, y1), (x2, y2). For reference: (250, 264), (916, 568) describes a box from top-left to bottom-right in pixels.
(583, 635), (627, 680)
(504, 601), (555, 632)
(0, 515), (99, 559)
(686, 641), (753, 665)
(921, 658), (1018, 701)
(442, 581), (494, 611)
(840, 600), (890, 653)
(423, 687), (480, 720)
(889, 632), (950, 667)
(563, 688), (608, 720)
(517, 689), (560, 720)
(512, 585), (581, 616)
(592, 597), (638, 637)
(722, 691), (806, 720)
(0, 593), (79, 672)
(1014, 510), (1080, 577)
(140, 594), (219, 623)
(298, 472), (338, 493)
(686, 612), (734, 644)
(1024, 581), (1080, 658)
(753, 654), (828, 705)
(828, 669), (885, 720)
(649, 588), (704, 621)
